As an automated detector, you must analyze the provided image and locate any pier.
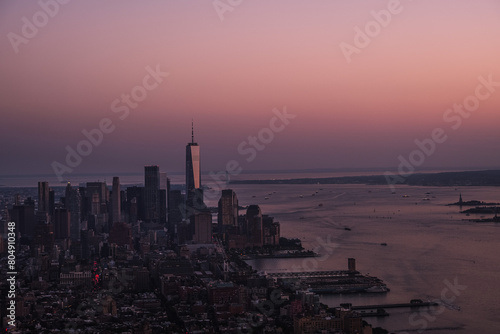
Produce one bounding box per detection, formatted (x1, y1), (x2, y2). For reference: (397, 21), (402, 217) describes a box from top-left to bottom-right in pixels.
(264, 270), (354, 279)
(351, 301), (439, 310)
(264, 269), (389, 295)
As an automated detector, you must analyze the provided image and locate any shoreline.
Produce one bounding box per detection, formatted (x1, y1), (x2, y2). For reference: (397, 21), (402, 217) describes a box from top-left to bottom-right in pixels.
(229, 169), (500, 187)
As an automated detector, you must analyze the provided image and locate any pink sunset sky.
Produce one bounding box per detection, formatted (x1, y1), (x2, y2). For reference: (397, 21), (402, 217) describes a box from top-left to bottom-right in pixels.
(1, 0), (499, 177)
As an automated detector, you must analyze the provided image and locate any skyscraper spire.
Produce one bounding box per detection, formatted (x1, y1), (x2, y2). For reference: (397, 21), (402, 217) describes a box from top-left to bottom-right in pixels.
(186, 120), (203, 214)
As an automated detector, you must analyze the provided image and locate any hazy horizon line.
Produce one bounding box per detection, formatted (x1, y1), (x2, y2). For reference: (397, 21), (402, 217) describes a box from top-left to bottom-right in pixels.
(1, 166), (499, 179)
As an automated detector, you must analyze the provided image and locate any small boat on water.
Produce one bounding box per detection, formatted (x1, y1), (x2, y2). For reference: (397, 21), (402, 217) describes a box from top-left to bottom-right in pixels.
(365, 285), (390, 293)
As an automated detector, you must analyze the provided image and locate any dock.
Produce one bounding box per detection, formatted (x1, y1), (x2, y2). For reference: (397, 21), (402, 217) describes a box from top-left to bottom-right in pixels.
(264, 270), (353, 279)
(351, 301), (439, 310)
(264, 270), (389, 294)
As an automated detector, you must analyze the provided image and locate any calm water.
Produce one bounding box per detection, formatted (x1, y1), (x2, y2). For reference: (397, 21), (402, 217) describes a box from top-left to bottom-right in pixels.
(238, 183), (500, 334)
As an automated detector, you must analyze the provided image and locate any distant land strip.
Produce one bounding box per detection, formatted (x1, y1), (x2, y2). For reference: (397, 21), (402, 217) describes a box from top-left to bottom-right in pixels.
(230, 170), (500, 187)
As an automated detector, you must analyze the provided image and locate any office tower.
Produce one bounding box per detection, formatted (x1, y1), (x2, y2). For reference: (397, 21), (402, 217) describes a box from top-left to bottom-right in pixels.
(85, 182), (109, 215)
(11, 198), (35, 237)
(160, 172), (168, 225)
(166, 177), (171, 222)
(160, 172), (168, 189)
(86, 182), (109, 202)
(262, 215), (280, 246)
(185, 121), (203, 211)
(54, 208), (70, 239)
(192, 210), (212, 244)
(38, 181), (50, 214)
(33, 220), (54, 253)
(128, 197), (138, 224)
(49, 189), (55, 217)
(91, 193), (100, 215)
(159, 189), (167, 225)
(168, 189), (184, 240)
(1, 207), (10, 236)
(35, 211), (49, 226)
(144, 165), (160, 223)
(65, 183), (82, 241)
(112, 177), (121, 224)
(126, 186), (144, 223)
(79, 182), (109, 232)
(246, 205), (263, 247)
(218, 189), (238, 233)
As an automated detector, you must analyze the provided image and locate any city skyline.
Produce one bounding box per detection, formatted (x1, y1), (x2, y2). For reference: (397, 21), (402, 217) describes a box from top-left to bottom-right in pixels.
(2, 2), (500, 333)
(1, 0), (500, 177)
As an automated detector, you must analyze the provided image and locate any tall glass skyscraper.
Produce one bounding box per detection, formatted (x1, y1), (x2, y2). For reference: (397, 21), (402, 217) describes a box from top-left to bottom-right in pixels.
(65, 182), (81, 241)
(218, 189), (238, 231)
(112, 176), (121, 224)
(38, 181), (50, 214)
(144, 165), (160, 222)
(186, 139), (200, 192)
(185, 122), (202, 212)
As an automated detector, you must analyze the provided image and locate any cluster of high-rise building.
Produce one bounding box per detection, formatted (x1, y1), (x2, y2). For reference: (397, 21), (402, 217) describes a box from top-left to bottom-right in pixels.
(2, 127), (282, 260)
(0, 127), (375, 333)
(218, 190), (280, 249)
